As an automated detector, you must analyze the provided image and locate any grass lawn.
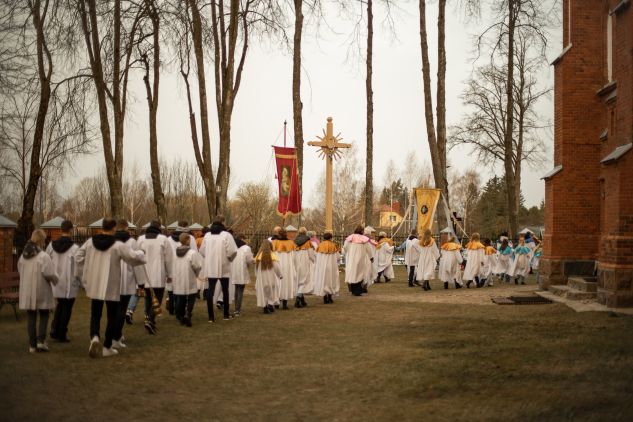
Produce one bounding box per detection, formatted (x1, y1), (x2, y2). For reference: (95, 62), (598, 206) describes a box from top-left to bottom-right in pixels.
(1, 266), (632, 421)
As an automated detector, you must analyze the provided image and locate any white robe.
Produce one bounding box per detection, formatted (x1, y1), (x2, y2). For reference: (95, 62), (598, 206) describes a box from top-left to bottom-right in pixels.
(46, 242), (80, 299)
(255, 261), (283, 307)
(18, 250), (58, 310)
(231, 245), (254, 285)
(136, 234), (173, 288)
(404, 237), (420, 267)
(172, 249), (203, 295)
(509, 249), (531, 278)
(495, 249), (513, 275)
(275, 251), (296, 300)
(439, 249), (463, 284)
(414, 241), (440, 281)
(375, 242), (395, 279)
(199, 232), (238, 279)
(75, 238), (146, 301)
(119, 238), (140, 296)
(312, 252), (340, 296)
(294, 247), (316, 295)
(343, 236), (374, 285)
(166, 234), (197, 292)
(482, 251), (497, 280)
(463, 248), (485, 281)
(364, 244), (377, 288)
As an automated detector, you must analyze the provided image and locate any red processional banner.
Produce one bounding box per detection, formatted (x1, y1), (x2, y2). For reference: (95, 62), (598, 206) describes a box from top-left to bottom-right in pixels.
(273, 146), (302, 217)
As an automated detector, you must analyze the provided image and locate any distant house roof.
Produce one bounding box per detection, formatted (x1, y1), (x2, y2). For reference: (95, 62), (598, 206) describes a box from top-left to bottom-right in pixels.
(40, 216), (65, 228)
(541, 165), (563, 180)
(189, 223), (204, 230)
(142, 222), (165, 229)
(380, 201), (401, 215)
(167, 221), (179, 229)
(0, 215), (17, 228)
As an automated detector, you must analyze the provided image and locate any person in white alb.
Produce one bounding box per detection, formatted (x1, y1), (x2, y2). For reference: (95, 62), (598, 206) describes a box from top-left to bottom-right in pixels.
(172, 233), (203, 327)
(166, 221), (198, 315)
(231, 236), (254, 316)
(47, 219), (79, 343)
(75, 219), (146, 358)
(199, 217), (238, 322)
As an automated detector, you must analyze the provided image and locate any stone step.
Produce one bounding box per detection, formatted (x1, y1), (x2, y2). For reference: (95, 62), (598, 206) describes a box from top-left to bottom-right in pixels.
(548, 285), (570, 297)
(566, 290), (598, 301)
(568, 277), (598, 292)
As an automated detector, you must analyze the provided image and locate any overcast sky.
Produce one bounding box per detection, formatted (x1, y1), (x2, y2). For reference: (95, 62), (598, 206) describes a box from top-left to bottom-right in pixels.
(68, 1), (560, 209)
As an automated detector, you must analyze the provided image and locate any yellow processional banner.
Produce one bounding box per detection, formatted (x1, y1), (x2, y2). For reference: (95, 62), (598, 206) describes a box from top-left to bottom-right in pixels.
(415, 188), (441, 234)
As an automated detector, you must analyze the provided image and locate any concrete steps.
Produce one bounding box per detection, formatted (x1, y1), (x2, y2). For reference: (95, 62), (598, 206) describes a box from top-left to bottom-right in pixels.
(549, 277), (598, 301)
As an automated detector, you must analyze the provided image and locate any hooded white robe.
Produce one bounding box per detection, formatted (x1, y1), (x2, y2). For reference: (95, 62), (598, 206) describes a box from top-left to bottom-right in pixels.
(231, 245), (255, 285)
(312, 244), (340, 297)
(136, 234), (172, 288)
(509, 246), (531, 278)
(119, 237), (141, 296)
(18, 249), (59, 310)
(404, 237), (421, 267)
(294, 244), (316, 295)
(75, 236), (146, 301)
(343, 234), (374, 285)
(463, 243), (485, 281)
(255, 257), (283, 308)
(414, 240), (440, 281)
(199, 232), (238, 279)
(375, 241), (395, 280)
(482, 247), (497, 283)
(166, 233), (197, 292)
(439, 247), (463, 284)
(46, 241), (80, 299)
(495, 247), (513, 275)
(172, 248), (203, 295)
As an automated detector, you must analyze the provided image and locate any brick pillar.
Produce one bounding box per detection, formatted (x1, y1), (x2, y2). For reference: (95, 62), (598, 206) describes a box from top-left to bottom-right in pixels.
(0, 227), (15, 272)
(541, 0), (604, 288)
(596, 1), (633, 307)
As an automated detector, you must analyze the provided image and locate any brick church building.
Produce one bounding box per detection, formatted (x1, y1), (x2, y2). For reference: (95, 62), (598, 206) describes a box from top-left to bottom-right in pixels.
(541, 0), (632, 307)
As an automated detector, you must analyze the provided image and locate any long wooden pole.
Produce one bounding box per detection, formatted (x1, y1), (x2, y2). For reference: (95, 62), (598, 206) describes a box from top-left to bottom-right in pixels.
(325, 118), (334, 232)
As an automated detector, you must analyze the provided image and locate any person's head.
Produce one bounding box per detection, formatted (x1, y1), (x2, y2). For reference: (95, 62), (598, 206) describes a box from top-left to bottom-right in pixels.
(213, 215), (225, 225)
(178, 220), (189, 228)
(354, 225), (364, 235)
(483, 238), (491, 247)
(410, 229), (418, 237)
(116, 219), (129, 232)
(102, 218), (117, 234)
(307, 230), (316, 238)
(378, 231), (387, 240)
(179, 233), (190, 246)
(501, 238), (509, 249)
(272, 226), (281, 235)
(518, 234), (526, 246)
(471, 232), (480, 242)
(258, 240), (273, 270)
(422, 229), (432, 243)
(30, 229), (47, 248)
(525, 231), (532, 240)
(323, 232), (333, 241)
(298, 227), (307, 235)
(363, 226), (375, 237)
(60, 219), (73, 234)
(278, 228), (288, 240)
(202, 227), (210, 235)
(149, 220), (161, 230)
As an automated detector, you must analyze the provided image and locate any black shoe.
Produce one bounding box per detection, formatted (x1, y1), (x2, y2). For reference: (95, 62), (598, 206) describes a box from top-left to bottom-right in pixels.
(185, 318), (192, 327)
(197, 291), (201, 300)
(444, 282), (448, 290)
(216, 301), (223, 310)
(514, 278), (518, 285)
(274, 304), (280, 309)
(520, 281), (526, 285)
(375, 279), (382, 283)
(408, 283), (414, 287)
(466, 280), (472, 288)
(455, 282), (462, 289)
(144, 320), (156, 335)
(362, 287), (368, 294)
(125, 312), (133, 325)
(282, 300), (289, 310)
(413, 280), (422, 287)
(268, 305), (275, 313)
(300, 295), (307, 307)
(295, 297), (303, 308)
(264, 307), (270, 314)
(324, 296), (328, 304)
(425, 281), (432, 291)
(328, 294), (334, 304)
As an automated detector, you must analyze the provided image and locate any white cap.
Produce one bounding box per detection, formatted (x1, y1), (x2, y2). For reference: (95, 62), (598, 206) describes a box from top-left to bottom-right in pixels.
(285, 225), (298, 232)
(364, 226), (376, 235)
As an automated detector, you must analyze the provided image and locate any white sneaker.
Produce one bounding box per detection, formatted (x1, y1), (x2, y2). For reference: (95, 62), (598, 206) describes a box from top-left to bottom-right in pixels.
(88, 336), (102, 358)
(29, 347), (37, 354)
(111, 339), (127, 349)
(36, 342), (50, 352)
(102, 347), (119, 357)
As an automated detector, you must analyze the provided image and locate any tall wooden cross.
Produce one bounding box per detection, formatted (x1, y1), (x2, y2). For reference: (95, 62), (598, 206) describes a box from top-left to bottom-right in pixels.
(307, 117), (351, 232)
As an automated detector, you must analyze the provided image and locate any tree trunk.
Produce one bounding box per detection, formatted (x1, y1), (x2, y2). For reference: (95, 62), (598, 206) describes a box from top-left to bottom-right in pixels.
(364, 0), (373, 226)
(503, 0), (518, 237)
(436, 0), (449, 206)
(143, 1), (167, 224)
(17, 0), (51, 244)
(187, 0), (215, 220)
(419, 0), (450, 229)
(293, 0), (304, 195)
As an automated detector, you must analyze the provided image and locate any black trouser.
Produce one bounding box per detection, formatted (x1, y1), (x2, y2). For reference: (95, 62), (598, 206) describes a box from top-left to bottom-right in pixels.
(234, 284), (245, 313)
(144, 287), (165, 323)
(166, 290), (175, 314)
(27, 310), (49, 347)
(175, 294), (196, 321)
(90, 299), (119, 349)
(350, 282), (364, 296)
(114, 295), (131, 342)
(408, 266), (416, 284)
(51, 298), (75, 340)
(207, 278), (230, 320)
